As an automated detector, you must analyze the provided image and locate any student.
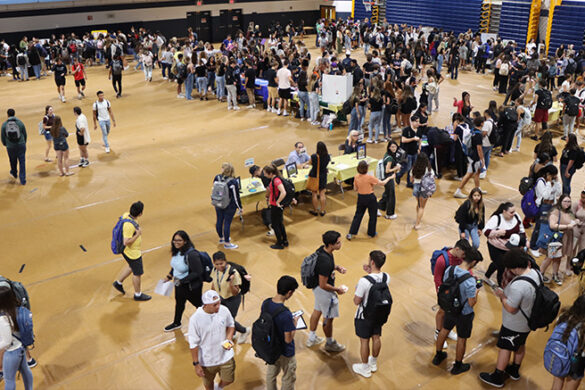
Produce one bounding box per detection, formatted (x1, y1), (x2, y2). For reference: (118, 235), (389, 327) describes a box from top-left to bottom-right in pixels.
(92, 90), (117, 153)
(71, 57), (86, 99)
(479, 249), (541, 387)
(308, 141), (330, 216)
(432, 249), (482, 375)
(244, 60), (256, 108)
(109, 55), (124, 98)
(276, 59), (294, 116)
(366, 87), (384, 143)
(559, 134), (580, 195)
(352, 250), (390, 378)
(50, 115), (73, 177)
(73, 106), (90, 168)
(225, 59), (240, 111)
(52, 56), (67, 102)
(306, 231), (347, 352)
(1, 108), (27, 185)
(112, 201), (151, 301)
(188, 290), (235, 390)
(308, 73), (320, 126)
(210, 251), (250, 344)
(41, 105), (55, 163)
(378, 141), (401, 219)
(163, 230), (203, 332)
(264, 276), (300, 390)
(454, 188), (485, 249)
(297, 59), (310, 121)
(213, 163), (242, 250)
(263, 164), (289, 250)
(140, 48), (153, 82)
(529, 165), (562, 256)
(454, 116), (486, 198)
(399, 116), (421, 187)
(412, 152), (433, 230)
(531, 79), (552, 140)
(196, 57), (208, 101)
(0, 286), (33, 390)
(347, 160), (392, 240)
(264, 61), (278, 113)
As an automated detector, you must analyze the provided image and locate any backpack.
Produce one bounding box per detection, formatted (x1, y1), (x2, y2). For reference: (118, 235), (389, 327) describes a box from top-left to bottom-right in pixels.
(514, 272), (560, 331)
(518, 176), (534, 196)
(111, 60), (122, 75)
(543, 322), (581, 377)
(300, 252), (319, 289)
(499, 62), (509, 76)
(110, 216), (139, 255)
(541, 90), (553, 110)
(430, 247), (451, 275)
(548, 64), (557, 77)
(5, 120), (21, 142)
(437, 266), (474, 315)
(14, 306), (34, 347)
(503, 107), (518, 123)
(16, 54), (26, 66)
(272, 177), (295, 207)
(362, 274), (392, 325)
(573, 148), (585, 170)
(228, 262), (250, 295)
(565, 96), (580, 117)
(459, 123), (472, 154)
(114, 44), (122, 58)
(341, 99), (352, 116)
(251, 299), (287, 364)
(565, 59), (577, 75)
(211, 176), (231, 209)
(184, 248), (213, 283)
(68, 42), (77, 53)
(487, 120), (500, 146)
(0, 276), (30, 309)
(420, 170), (436, 197)
(375, 159), (386, 180)
(521, 177), (543, 219)
(388, 98), (399, 115)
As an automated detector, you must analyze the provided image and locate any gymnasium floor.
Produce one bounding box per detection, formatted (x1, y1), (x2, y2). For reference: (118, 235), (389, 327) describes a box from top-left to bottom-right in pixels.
(0, 39), (582, 389)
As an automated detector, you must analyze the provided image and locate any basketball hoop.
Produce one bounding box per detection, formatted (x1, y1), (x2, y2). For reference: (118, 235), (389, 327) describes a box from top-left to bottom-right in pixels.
(363, 1), (373, 12)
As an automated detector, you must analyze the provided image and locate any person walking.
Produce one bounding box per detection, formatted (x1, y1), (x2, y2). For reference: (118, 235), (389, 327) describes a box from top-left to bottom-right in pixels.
(347, 160), (392, 240)
(225, 59), (240, 111)
(454, 116), (486, 198)
(52, 56), (67, 102)
(73, 106), (90, 167)
(92, 90), (116, 153)
(49, 115), (73, 177)
(559, 134), (580, 195)
(412, 152), (434, 230)
(213, 163), (242, 250)
(308, 141), (330, 216)
(109, 55), (124, 98)
(163, 230), (203, 332)
(1, 109), (27, 185)
(71, 57), (86, 99)
(112, 201), (151, 301)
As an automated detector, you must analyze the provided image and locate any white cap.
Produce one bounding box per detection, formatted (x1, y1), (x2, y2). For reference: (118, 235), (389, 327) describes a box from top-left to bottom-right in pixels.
(202, 290), (220, 305)
(506, 233), (520, 249)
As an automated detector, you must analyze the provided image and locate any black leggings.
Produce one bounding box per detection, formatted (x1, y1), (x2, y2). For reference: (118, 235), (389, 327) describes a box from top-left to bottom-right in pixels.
(349, 193), (378, 237)
(486, 242), (507, 286)
(378, 179), (396, 215)
(112, 74), (122, 95)
(173, 283), (202, 324)
(270, 205), (287, 245)
(221, 294), (246, 333)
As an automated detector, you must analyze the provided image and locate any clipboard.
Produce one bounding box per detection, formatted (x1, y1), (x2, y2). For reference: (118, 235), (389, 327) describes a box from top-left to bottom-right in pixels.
(295, 315), (307, 330)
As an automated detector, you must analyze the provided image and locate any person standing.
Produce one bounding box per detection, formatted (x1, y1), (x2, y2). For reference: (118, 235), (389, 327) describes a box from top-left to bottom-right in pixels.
(92, 90), (116, 153)
(188, 290), (235, 390)
(306, 230), (347, 353)
(276, 59), (294, 116)
(264, 61), (278, 113)
(50, 115), (73, 177)
(71, 57), (86, 100)
(41, 105), (54, 163)
(263, 164), (289, 250)
(244, 60), (256, 108)
(264, 276), (300, 390)
(52, 57), (67, 102)
(74, 106), (90, 167)
(1, 109), (27, 185)
(297, 59), (310, 121)
(308, 141), (330, 216)
(225, 59), (240, 110)
(398, 116), (420, 187)
(378, 141), (400, 219)
(559, 134), (580, 195)
(112, 201), (151, 301)
(109, 55), (124, 98)
(213, 163), (242, 250)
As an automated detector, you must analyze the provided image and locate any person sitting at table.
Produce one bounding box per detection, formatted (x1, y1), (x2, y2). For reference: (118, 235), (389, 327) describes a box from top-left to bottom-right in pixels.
(309, 141), (331, 217)
(344, 130), (361, 155)
(286, 141), (311, 169)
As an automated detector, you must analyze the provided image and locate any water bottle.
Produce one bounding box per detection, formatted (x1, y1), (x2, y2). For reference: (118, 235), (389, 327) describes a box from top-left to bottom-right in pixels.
(329, 122), (333, 132)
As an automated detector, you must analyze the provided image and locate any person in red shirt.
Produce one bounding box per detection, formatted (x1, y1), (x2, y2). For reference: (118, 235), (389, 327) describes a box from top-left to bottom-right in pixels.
(263, 164), (296, 250)
(71, 57), (86, 99)
(432, 239), (472, 346)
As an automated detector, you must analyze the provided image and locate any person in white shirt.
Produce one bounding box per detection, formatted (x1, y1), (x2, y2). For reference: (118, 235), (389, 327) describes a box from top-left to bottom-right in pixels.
(352, 250), (390, 378)
(529, 164), (562, 256)
(92, 90), (116, 153)
(189, 290), (236, 390)
(276, 59), (294, 116)
(73, 106), (90, 167)
(140, 49), (154, 82)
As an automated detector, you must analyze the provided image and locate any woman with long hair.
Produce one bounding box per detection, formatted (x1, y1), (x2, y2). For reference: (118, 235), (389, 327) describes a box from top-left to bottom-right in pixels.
(163, 230), (203, 332)
(263, 164), (289, 249)
(382, 80), (395, 138)
(309, 141), (331, 216)
(348, 84), (363, 132)
(41, 105), (55, 162)
(535, 131), (558, 163)
(308, 73), (320, 126)
(453, 91), (472, 119)
(50, 115), (73, 176)
(412, 152), (432, 230)
(0, 286), (33, 390)
(454, 188), (485, 249)
(399, 86), (417, 128)
(366, 87), (384, 143)
(378, 141), (401, 219)
(560, 133), (580, 195)
(213, 162), (242, 250)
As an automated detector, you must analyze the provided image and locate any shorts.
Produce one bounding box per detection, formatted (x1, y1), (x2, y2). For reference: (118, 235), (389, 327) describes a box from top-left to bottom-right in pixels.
(76, 133), (88, 146)
(202, 358), (235, 388)
(533, 108), (549, 123)
(53, 140), (68, 151)
(354, 318), (382, 339)
(268, 86), (278, 99)
(466, 159), (482, 174)
(74, 78), (86, 87)
(122, 253), (144, 276)
(43, 131), (53, 141)
(412, 182), (429, 199)
(443, 312), (474, 339)
(496, 325), (529, 351)
(177, 77), (184, 85)
(55, 78), (66, 87)
(313, 286), (339, 319)
(278, 88), (291, 100)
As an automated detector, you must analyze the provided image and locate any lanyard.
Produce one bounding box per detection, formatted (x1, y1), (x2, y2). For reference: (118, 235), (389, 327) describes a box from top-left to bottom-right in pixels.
(216, 267), (229, 295)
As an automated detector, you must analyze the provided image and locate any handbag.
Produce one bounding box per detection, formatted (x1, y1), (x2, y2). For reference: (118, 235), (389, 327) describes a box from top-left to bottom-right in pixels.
(306, 155), (320, 192)
(536, 210), (563, 254)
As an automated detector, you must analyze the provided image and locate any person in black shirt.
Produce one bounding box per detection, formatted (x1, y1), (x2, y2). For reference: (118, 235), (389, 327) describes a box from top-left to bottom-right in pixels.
(351, 59), (363, 87)
(297, 59), (310, 121)
(225, 59), (240, 110)
(309, 141), (331, 216)
(454, 116), (486, 198)
(264, 61), (278, 112)
(560, 133), (580, 195)
(53, 57), (67, 102)
(398, 116), (420, 187)
(244, 60), (256, 108)
(363, 54), (375, 88)
(306, 231), (347, 353)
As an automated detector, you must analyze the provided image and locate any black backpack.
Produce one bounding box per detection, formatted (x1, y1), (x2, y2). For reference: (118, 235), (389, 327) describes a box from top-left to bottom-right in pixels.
(272, 177), (295, 207)
(362, 274), (392, 325)
(573, 148), (585, 170)
(541, 90), (553, 110)
(487, 120), (500, 146)
(252, 299), (287, 364)
(341, 99), (352, 116)
(228, 262), (250, 295)
(184, 248), (213, 283)
(437, 267), (473, 315)
(565, 96), (580, 117)
(514, 273), (560, 331)
(518, 176), (534, 196)
(504, 107), (518, 123)
(566, 59), (577, 75)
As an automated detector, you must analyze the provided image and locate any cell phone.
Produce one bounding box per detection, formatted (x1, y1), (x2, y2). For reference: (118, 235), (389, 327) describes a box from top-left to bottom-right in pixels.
(292, 310), (303, 317)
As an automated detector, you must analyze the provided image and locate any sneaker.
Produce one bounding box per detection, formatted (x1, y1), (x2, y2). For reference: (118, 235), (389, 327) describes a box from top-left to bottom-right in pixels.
(82, 160), (90, 167)
(267, 107), (272, 112)
(453, 176), (462, 181)
(224, 243), (239, 250)
(227, 106), (233, 110)
(368, 356), (377, 372)
(177, 94), (184, 99)
(134, 293), (152, 301)
(270, 243), (285, 250)
(324, 340), (346, 352)
(447, 330), (458, 341)
(434, 329), (448, 349)
(276, 109), (281, 115)
(346, 234), (352, 241)
(479, 371), (505, 388)
(454, 189), (466, 199)
(432, 351), (447, 366)
(218, 238), (225, 244)
(366, 138), (374, 144)
(233, 106), (240, 110)
(247, 105), (254, 108)
(266, 229), (274, 236)
(543, 275), (551, 283)
(78, 159), (84, 167)
(479, 171), (487, 179)
(238, 327), (251, 344)
(451, 363), (471, 375)
(306, 336), (325, 347)
(377, 210), (382, 217)
(553, 274), (563, 286)
(164, 323), (181, 332)
(105, 147), (110, 153)
(301, 117), (306, 121)
(529, 249), (542, 258)
(352, 363), (372, 378)
(283, 111), (289, 117)
(505, 365), (520, 381)
(385, 214), (398, 220)
(561, 136), (567, 141)
(27, 358), (37, 368)
(112, 281), (125, 295)
(479, 188), (487, 194)
(510, 148), (519, 152)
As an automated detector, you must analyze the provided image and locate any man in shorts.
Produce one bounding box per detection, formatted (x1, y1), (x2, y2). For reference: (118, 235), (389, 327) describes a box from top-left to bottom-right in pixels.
(276, 59), (294, 117)
(479, 249), (540, 387)
(112, 201), (151, 301)
(264, 61), (278, 113)
(189, 290), (236, 390)
(71, 57), (86, 100)
(454, 116), (486, 198)
(306, 230), (347, 353)
(92, 90), (117, 153)
(73, 106), (90, 167)
(531, 79), (552, 140)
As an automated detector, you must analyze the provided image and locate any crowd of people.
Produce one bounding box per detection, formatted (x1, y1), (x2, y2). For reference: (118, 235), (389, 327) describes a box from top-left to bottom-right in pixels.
(3, 13), (585, 390)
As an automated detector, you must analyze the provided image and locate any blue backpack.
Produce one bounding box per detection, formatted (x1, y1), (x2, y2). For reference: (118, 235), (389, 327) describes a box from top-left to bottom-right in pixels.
(111, 216), (139, 255)
(15, 306), (34, 347)
(544, 322), (581, 377)
(521, 177), (544, 219)
(430, 247), (451, 275)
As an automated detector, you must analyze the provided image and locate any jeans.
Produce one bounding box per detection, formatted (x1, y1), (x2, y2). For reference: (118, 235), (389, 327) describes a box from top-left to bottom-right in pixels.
(185, 73), (194, 99)
(196, 77), (207, 96)
(270, 205), (287, 244)
(309, 92), (320, 122)
(364, 43), (370, 55)
(513, 125), (523, 149)
(7, 144), (26, 184)
(427, 92), (439, 112)
(226, 84), (238, 108)
(349, 193), (378, 237)
(358, 105), (366, 129)
(215, 75), (226, 99)
(398, 154), (417, 185)
(450, 63), (458, 79)
(18, 65), (28, 80)
(97, 49), (105, 64)
(173, 282), (202, 324)
(99, 120), (111, 148)
(563, 114), (576, 137)
(349, 106), (359, 131)
(143, 65), (152, 80)
(530, 203), (552, 249)
(378, 179), (395, 215)
(3, 347), (33, 390)
(298, 91), (309, 119)
(561, 164), (575, 195)
(460, 223), (480, 249)
(32, 64), (41, 79)
(207, 71), (215, 93)
(368, 110), (383, 140)
(215, 205), (237, 242)
(482, 146), (492, 171)
(221, 294), (247, 334)
(266, 355), (297, 390)
(382, 106), (392, 138)
(161, 62), (171, 78)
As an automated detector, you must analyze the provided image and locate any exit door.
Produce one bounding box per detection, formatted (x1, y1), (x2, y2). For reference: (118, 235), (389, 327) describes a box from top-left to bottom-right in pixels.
(187, 11), (212, 42)
(320, 5), (335, 20)
(218, 8), (243, 39)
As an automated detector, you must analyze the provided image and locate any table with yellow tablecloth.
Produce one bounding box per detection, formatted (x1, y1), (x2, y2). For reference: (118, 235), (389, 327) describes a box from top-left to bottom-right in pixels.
(328, 154), (378, 181)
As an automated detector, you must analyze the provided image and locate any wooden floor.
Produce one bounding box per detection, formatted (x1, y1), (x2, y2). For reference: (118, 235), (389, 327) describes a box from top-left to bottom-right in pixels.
(1, 41), (583, 390)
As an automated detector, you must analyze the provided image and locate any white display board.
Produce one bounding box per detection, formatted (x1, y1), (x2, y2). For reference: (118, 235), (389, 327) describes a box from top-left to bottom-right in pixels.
(322, 74), (353, 104)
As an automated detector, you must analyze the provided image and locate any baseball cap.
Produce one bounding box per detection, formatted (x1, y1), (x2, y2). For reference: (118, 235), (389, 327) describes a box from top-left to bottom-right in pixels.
(506, 233), (521, 249)
(202, 290), (220, 305)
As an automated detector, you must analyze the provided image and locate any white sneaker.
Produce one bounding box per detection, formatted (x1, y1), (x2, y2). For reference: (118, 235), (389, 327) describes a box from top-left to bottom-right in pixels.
(163, 76), (168, 80)
(530, 249), (542, 257)
(227, 106), (232, 110)
(233, 106), (240, 110)
(352, 363), (372, 378)
(62, 96), (66, 102)
(377, 210), (382, 217)
(453, 176), (462, 181)
(454, 189), (466, 199)
(324, 339), (345, 352)
(177, 94), (184, 99)
(511, 148), (519, 152)
(283, 110), (289, 117)
(267, 106), (272, 112)
(447, 330), (458, 341)
(301, 117), (306, 121)
(266, 229), (275, 236)
(224, 242), (239, 250)
(247, 105), (254, 109)
(434, 329), (448, 349)
(237, 327), (251, 344)
(366, 138), (374, 144)
(479, 171), (487, 179)
(385, 214), (398, 220)
(276, 109), (281, 115)
(368, 356), (378, 372)
(105, 147), (110, 153)
(479, 188), (487, 194)
(306, 336), (325, 347)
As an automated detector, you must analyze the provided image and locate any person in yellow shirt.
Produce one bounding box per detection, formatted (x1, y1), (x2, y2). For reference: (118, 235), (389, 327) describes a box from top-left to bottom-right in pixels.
(112, 201), (151, 301)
